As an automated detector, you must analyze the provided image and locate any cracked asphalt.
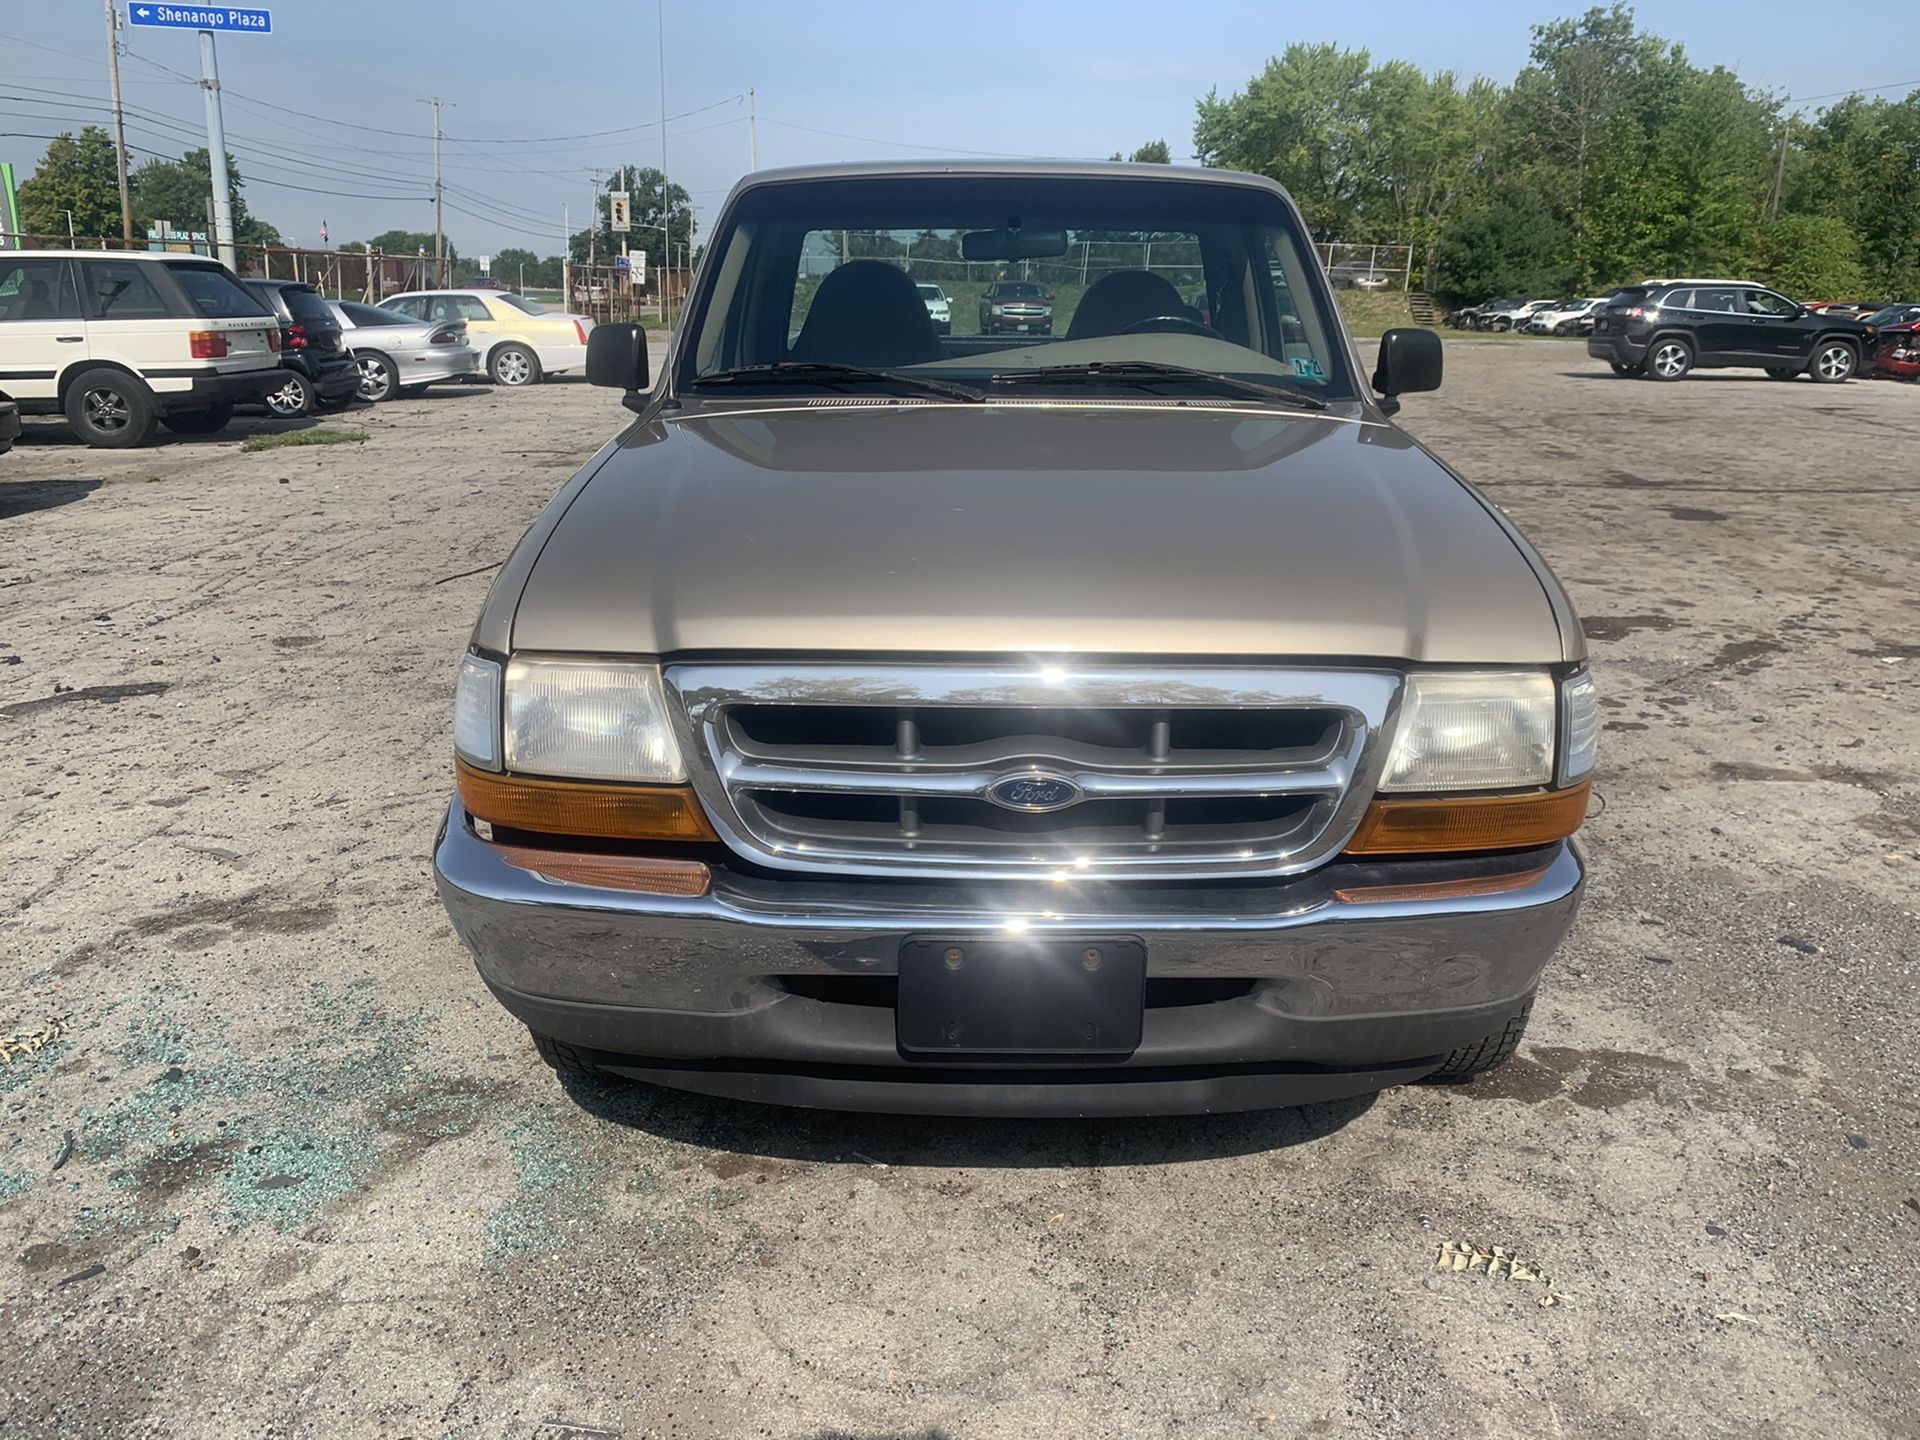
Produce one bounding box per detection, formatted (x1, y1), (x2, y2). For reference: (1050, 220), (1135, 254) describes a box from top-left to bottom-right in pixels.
(2, 343), (1917, 1438)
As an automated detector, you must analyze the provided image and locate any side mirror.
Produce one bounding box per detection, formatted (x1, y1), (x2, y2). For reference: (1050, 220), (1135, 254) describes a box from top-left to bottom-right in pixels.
(1372, 327), (1443, 413)
(587, 323), (650, 403)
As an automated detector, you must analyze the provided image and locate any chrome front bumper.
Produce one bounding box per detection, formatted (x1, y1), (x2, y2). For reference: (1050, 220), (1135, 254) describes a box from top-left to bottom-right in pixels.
(434, 802), (1585, 1113)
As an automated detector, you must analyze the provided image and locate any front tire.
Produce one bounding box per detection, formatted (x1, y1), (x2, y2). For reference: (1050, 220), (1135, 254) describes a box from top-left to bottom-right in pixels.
(160, 402), (234, 435)
(1809, 340), (1856, 384)
(1424, 994), (1534, 1082)
(355, 351), (399, 402)
(1646, 338), (1693, 381)
(264, 372), (316, 417)
(64, 368), (159, 449)
(489, 343), (541, 387)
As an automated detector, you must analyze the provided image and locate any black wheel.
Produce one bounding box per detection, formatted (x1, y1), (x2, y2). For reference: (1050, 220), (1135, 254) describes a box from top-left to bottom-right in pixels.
(531, 1029), (612, 1080)
(1809, 340), (1856, 384)
(264, 371), (317, 417)
(1764, 366), (1799, 380)
(1608, 362), (1637, 377)
(1424, 994), (1534, 1082)
(489, 343), (541, 387)
(160, 402), (234, 435)
(64, 368), (159, 449)
(355, 351), (399, 402)
(1646, 337), (1693, 381)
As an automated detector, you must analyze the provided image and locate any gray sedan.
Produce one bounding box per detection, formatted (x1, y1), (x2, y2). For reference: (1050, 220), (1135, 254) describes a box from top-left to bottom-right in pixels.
(326, 300), (478, 401)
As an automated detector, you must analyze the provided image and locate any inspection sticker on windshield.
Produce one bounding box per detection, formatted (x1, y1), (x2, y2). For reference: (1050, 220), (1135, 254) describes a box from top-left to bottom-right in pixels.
(1291, 357), (1327, 381)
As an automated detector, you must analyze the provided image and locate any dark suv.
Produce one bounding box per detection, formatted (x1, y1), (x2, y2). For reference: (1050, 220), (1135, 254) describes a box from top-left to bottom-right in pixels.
(244, 279), (360, 415)
(1588, 280), (1870, 383)
(978, 281), (1052, 336)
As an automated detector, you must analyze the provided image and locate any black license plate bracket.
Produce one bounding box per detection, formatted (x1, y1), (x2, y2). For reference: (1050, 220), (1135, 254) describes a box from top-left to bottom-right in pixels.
(897, 936), (1146, 1056)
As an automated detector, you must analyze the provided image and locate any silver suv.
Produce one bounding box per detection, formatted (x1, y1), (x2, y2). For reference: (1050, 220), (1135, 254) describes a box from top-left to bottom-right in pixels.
(434, 162), (1594, 1116)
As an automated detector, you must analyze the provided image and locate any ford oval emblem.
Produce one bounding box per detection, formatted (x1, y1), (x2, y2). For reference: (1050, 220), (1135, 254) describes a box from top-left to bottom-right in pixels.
(988, 772), (1082, 812)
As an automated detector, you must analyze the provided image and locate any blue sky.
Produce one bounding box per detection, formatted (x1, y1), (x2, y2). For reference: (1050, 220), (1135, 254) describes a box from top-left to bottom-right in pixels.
(2, 1), (1916, 257)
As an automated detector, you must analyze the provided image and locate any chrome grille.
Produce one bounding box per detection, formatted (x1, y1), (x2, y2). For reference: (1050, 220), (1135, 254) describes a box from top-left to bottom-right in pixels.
(666, 664), (1401, 880)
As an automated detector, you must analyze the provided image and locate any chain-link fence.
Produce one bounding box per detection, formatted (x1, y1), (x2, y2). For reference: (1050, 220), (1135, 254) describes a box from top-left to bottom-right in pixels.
(1315, 242), (1413, 292)
(0, 231), (445, 300)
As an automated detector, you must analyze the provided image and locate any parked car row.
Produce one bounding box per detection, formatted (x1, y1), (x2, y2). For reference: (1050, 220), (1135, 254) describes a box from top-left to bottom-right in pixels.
(1444, 297), (1602, 334)
(0, 250), (598, 448)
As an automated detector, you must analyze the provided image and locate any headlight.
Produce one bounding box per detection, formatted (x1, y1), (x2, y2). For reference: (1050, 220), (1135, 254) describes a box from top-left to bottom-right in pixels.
(453, 654), (502, 771)
(1379, 671), (1556, 792)
(502, 657), (684, 782)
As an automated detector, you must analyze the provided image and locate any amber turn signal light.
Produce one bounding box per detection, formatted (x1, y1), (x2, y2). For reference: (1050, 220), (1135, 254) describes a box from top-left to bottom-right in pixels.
(456, 760), (719, 843)
(1342, 781), (1591, 857)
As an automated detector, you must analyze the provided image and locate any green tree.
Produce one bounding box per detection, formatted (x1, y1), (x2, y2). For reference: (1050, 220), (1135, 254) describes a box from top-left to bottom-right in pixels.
(16, 126), (123, 238)
(455, 246), (563, 288)
(1789, 91), (1920, 297)
(1430, 188), (1576, 301)
(1109, 140), (1172, 164)
(1195, 43), (1375, 237)
(1752, 214), (1866, 299)
(133, 147), (282, 245)
(369, 229), (458, 267)
(570, 166), (692, 267)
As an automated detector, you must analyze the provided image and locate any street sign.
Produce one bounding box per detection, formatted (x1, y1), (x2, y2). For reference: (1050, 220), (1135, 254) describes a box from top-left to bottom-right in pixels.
(478, 255), (491, 275)
(635, 250), (647, 286)
(613, 255), (630, 272)
(127, 5), (273, 33)
(608, 191), (631, 232)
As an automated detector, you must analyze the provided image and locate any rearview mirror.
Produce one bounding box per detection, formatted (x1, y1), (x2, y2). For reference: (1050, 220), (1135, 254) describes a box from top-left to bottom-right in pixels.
(961, 226), (1070, 262)
(587, 323), (649, 405)
(1372, 327), (1442, 411)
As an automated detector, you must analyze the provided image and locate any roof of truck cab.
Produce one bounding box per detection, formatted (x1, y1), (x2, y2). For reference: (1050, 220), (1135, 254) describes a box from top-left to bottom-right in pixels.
(724, 159), (1291, 200)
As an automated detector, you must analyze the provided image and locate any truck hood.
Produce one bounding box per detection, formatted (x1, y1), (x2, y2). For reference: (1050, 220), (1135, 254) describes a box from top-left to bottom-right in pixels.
(508, 404), (1568, 663)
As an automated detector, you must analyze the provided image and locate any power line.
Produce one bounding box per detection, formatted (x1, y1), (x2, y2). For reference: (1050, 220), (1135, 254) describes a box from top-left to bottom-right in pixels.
(756, 116), (1074, 160)
(442, 94), (742, 146)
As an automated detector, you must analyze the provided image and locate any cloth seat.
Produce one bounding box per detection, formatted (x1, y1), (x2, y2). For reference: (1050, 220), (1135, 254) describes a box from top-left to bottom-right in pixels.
(1066, 270), (1189, 340)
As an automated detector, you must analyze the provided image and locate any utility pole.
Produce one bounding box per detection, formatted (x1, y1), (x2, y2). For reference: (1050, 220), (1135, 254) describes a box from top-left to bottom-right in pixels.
(586, 169), (605, 268)
(419, 96), (452, 284)
(197, 30), (236, 269)
(104, 0), (133, 247)
(658, 0), (672, 330)
(1767, 114), (1790, 222)
(748, 87), (757, 171)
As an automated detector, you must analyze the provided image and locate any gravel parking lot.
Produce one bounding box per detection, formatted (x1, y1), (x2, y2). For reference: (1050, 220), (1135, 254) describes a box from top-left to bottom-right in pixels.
(4, 344), (1917, 1439)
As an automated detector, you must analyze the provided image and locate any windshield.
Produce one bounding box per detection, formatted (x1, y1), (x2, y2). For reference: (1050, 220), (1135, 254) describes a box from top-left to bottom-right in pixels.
(682, 174), (1353, 400)
(495, 292), (547, 315)
(1861, 304), (1918, 327)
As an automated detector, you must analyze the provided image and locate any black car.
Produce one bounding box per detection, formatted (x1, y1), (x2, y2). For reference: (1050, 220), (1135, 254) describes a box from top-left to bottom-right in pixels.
(1588, 280), (1871, 383)
(978, 281), (1052, 336)
(243, 279), (361, 415)
(0, 396), (19, 454)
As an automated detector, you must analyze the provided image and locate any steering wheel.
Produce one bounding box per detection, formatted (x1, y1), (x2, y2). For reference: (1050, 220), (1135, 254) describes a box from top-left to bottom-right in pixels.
(1116, 314), (1225, 340)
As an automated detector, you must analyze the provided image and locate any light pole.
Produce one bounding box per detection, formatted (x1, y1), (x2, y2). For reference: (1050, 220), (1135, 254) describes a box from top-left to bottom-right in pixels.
(62, 209), (75, 241)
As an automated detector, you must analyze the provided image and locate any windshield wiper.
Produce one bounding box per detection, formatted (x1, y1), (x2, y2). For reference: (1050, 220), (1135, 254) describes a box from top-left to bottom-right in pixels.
(988, 360), (1327, 410)
(693, 361), (983, 403)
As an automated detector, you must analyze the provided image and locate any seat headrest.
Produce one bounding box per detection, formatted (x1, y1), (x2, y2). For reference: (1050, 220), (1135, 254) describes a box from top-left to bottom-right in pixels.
(1066, 270), (1188, 341)
(791, 260), (944, 368)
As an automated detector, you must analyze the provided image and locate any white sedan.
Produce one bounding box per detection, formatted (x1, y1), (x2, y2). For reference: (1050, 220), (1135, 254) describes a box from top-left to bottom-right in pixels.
(328, 300), (478, 401)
